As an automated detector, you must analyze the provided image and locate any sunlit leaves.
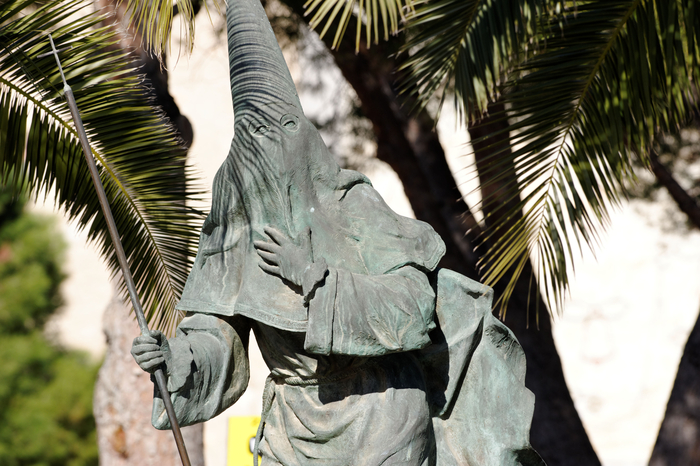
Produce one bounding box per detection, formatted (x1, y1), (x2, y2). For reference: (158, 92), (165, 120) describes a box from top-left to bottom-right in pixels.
(477, 0), (700, 313)
(304, 0), (410, 49)
(120, 0), (225, 56)
(399, 0), (558, 120)
(122, 0), (412, 53)
(0, 0), (203, 333)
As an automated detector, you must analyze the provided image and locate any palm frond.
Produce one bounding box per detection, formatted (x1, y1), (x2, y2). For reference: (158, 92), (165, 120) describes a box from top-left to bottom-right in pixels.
(477, 0), (700, 313)
(120, 0), (222, 56)
(120, 0), (409, 56)
(0, 0), (204, 334)
(303, 0), (411, 49)
(399, 0), (559, 120)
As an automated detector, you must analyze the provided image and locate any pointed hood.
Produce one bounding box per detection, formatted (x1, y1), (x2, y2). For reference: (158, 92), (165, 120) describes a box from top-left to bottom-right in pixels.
(175, 0), (445, 331)
(227, 0), (302, 116)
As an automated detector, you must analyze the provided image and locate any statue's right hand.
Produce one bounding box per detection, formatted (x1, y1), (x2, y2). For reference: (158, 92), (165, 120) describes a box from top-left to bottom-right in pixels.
(131, 330), (169, 373)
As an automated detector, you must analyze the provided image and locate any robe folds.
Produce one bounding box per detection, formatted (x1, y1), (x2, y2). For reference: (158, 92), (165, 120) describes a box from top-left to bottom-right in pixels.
(152, 167), (543, 465)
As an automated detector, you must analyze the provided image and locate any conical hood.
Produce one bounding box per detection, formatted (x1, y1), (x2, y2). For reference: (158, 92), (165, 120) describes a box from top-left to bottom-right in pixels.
(227, 0), (303, 117)
(175, 0), (445, 331)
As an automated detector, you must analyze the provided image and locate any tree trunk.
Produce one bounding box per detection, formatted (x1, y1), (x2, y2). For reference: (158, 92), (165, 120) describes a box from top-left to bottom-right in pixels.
(649, 302), (700, 465)
(91, 3), (200, 464)
(470, 107), (601, 465)
(648, 149), (700, 230)
(277, 2), (600, 463)
(94, 291), (204, 466)
(648, 139), (700, 464)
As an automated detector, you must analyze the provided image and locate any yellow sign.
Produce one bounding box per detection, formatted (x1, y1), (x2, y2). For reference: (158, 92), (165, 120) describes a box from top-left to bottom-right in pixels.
(227, 416), (261, 466)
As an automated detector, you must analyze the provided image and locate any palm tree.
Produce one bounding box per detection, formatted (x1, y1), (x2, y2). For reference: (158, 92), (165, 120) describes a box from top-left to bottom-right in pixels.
(0, 0), (202, 332)
(1, 1), (204, 463)
(68, 0), (700, 463)
(398, 3), (699, 464)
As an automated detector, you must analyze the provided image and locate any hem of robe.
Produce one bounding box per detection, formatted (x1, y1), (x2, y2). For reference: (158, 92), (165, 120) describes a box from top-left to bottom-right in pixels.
(176, 300), (308, 332)
(421, 268), (546, 466)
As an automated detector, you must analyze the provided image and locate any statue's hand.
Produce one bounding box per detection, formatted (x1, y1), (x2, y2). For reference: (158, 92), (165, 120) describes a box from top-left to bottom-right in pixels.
(131, 330), (171, 373)
(254, 226), (313, 287)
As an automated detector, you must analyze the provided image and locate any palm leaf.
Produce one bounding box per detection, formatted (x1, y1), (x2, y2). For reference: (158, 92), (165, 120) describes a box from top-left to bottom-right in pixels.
(476, 0), (700, 313)
(120, 0), (221, 56)
(303, 0), (410, 49)
(398, 0), (559, 120)
(122, 0), (411, 53)
(0, 0), (204, 334)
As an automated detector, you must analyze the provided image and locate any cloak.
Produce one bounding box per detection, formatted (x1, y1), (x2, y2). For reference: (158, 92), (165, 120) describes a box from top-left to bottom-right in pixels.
(176, 162), (445, 332)
(154, 0), (545, 463)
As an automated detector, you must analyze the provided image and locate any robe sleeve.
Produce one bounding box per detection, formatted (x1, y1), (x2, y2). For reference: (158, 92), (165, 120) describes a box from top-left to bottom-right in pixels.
(304, 265), (436, 356)
(151, 313), (250, 429)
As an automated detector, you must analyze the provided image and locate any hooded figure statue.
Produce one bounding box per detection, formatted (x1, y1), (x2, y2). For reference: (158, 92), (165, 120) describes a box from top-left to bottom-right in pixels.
(131, 0), (545, 465)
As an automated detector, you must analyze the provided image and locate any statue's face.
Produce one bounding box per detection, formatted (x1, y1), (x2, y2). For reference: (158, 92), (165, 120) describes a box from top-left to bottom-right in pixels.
(222, 101), (341, 234)
(233, 101), (339, 186)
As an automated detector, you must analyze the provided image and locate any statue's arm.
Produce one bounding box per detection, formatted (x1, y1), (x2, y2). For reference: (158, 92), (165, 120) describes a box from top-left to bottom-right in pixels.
(304, 265), (436, 356)
(133, 313), (250, 429)
(252, 225), (436, 356)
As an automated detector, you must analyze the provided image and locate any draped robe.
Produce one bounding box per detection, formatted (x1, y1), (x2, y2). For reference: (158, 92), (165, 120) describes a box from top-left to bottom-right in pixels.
(149, 135), (543, 465)
(151, 0), (546, 461)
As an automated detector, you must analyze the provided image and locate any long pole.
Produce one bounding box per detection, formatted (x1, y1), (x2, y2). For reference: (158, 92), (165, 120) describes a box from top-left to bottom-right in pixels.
(46, 34), (191, 466)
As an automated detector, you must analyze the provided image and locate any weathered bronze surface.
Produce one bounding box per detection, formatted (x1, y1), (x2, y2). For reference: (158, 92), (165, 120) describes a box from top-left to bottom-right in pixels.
(131, 1), (545, 464)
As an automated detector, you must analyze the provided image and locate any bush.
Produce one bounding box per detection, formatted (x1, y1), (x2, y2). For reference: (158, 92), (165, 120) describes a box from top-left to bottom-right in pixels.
(0, 188), (98, 466)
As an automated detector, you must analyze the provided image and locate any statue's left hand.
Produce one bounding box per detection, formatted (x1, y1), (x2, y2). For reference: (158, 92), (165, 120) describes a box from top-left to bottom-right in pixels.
(254, 226), (312, 287)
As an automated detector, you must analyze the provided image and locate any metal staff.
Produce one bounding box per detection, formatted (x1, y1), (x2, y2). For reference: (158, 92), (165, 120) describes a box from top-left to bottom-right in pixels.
(44, 34), (191, 466)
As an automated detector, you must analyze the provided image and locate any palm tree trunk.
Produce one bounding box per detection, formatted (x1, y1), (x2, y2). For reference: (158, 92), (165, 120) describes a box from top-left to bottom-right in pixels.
(94, 291), (204, 466)
(649, 302), (700, 466)
(648, 145), (700, 465)
(91, 2), (202, 463)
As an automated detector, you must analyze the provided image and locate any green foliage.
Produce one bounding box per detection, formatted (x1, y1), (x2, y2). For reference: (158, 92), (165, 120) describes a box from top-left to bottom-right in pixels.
(0, 0), (203, 333)
(478, 0), (700, 311)
(0, 192), (98, 466)
(0, 334), (99, 466)
(0, 192), (64, 334)
(400, 0), (557, 119)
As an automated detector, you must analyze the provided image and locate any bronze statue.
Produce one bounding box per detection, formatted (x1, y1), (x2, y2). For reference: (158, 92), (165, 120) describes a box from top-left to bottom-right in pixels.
(131, 1), (545, 464)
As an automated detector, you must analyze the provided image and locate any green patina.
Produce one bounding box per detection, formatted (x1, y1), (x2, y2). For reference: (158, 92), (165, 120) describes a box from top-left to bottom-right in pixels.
(131, 1), (545, 464)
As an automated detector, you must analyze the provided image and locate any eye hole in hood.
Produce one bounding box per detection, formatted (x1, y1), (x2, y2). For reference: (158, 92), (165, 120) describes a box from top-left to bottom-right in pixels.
(248, 120), (271, 137)
(280, 113), (299, 133)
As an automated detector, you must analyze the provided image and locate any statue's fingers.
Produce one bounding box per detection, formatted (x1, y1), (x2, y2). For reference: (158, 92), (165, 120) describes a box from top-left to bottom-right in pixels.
(133, 334), (158, 345)
(253, 240), (281, 254)
(131, 343), (161, 356)
(134, 350), (163, 365)
(258, 262), (281, 276)
(256, 250), (279, 265)
(263, 226), (288, 245)
(140, 355), (165, 372)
